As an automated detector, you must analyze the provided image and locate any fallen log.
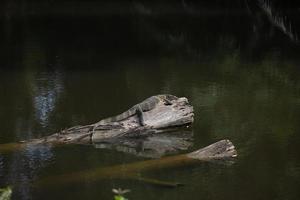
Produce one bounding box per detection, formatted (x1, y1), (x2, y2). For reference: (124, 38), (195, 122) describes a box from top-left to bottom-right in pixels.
(35, 139), (237, 188)
(0, 94), (193, 155)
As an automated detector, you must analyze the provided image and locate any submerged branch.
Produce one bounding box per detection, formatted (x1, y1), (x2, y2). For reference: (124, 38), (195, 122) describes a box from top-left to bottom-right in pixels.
(35, 140), (237, 188)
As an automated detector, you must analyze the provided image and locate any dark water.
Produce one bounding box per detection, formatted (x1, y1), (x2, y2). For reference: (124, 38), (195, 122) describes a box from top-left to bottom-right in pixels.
(1, 1), (300, 200)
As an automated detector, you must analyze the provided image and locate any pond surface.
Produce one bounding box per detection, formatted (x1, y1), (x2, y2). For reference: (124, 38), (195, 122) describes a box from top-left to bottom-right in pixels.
(0, 1), (300, 200)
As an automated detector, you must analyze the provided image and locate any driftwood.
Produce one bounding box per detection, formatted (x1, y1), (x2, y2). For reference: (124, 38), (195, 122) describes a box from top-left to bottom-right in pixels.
(0, 95), (193, 155)
(35, 140), (237, 188)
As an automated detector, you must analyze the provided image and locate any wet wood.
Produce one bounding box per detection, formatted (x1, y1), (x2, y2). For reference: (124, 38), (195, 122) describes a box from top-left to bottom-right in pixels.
(90, 95), (194, 142)
(35, 139), (237, 187)
(0, 95), (193, 154)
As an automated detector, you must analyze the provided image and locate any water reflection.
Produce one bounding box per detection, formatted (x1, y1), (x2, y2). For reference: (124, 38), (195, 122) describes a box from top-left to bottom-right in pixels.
(0, 1), (300, 200)
(7, 69), (62, 198)
(94, 130), (193, 158)
(31, 70), (64, 126)
(0, 51), (299, 200)
(0, 31), (62, 199)
(6, 144), (53, 200)
(0, 156), (3, 177)
(258, 0), (299, 42)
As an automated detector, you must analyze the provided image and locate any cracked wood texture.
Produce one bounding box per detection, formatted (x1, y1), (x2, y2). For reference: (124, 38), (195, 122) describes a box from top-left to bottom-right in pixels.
(91, 95), (194, 142)
(0, 95), (194, 154)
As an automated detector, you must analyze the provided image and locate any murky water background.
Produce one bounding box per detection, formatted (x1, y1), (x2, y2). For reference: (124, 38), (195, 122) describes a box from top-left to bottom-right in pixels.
(0, 1), (300, 200)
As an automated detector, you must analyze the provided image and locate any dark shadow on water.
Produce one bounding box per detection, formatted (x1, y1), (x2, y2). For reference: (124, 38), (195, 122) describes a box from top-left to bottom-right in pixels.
(0, 1), (300, 200)
(1, 0), (300, 70)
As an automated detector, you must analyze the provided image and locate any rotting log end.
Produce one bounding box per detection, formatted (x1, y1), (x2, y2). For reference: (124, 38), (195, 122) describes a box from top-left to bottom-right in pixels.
(187, 139), (237, 161)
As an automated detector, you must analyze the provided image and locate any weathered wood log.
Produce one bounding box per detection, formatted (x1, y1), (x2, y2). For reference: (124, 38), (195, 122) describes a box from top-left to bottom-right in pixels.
(35, 140), (237, 188)
(90, 95), (193, 142)
(0, 95), (194, 154)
